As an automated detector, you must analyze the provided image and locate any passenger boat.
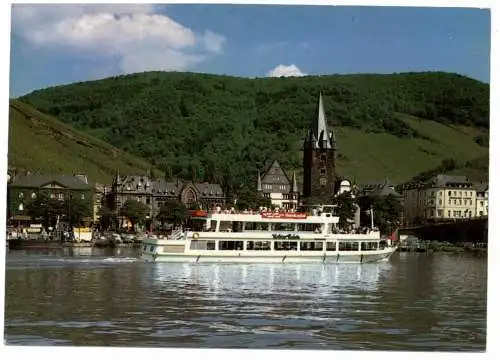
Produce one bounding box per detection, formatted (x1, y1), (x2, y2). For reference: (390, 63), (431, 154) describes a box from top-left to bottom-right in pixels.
(140, 206), (398, 264)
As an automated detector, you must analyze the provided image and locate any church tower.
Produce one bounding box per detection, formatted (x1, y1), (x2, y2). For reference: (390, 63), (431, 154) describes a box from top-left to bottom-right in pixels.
(302, 93), (337, 204)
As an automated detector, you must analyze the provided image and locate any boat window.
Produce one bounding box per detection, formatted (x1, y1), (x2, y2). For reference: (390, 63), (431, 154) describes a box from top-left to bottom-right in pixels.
(149, 245), (155, 252)
(219, 241), (244, 251)
(246, 241), (271, 251)
(379, 240), (387, 250)
(190, 240), (216, 250)
(143, 244), (148, 251)
(299, 241), (324, 251)
(298, 223), (316, 232)
(219, 221), (233, 232)
(338, 242), (358, 251)
(361, 242), (378, 251)
(326, 242), (336, 251)
(274, 241), (298, 251)
(275, 223), (295, 231)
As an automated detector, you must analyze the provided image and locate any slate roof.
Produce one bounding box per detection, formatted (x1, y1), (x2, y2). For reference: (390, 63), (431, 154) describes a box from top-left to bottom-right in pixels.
(361, 179), (401, 197)
(432, 174), (471, 186)
(473, 182), (489, 192)
(9, 174), (94, 190)
(259, 160), (294, 194)
(114, 175), (225, 198)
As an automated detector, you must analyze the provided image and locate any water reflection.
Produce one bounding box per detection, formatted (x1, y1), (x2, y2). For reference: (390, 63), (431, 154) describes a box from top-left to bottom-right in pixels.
(4, 250), (487, 351)
(152, 263), (388, 297)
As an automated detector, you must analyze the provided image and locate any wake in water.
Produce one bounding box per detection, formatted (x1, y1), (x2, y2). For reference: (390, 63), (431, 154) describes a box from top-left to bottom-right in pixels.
(6, 255), (141, 270)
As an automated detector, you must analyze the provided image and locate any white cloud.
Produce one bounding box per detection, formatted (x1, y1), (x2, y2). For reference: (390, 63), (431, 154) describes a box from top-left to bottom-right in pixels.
(266, 64), (307, 77)
(201, 30), (226, 54)
(12, 4), (226, 74)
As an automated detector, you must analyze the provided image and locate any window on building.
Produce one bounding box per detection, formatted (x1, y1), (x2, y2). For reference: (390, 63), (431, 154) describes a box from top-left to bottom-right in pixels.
(448, 210), (451, 217)
(448, 199), (451, 205)
(448, 191), (451, 196)
(320, 178), (327, 186)
(18, 192), (24, 199)
(459, 191), (462, 196)
(454, 199), (457, 205)
(454, 191), (457, 196)
(437, 209), (443, 217)
(81, 194), (85, 200)
(18, 203), (24, 211)
(31, 192), (36, 199)
(480, 201), (484, 206)
(459, 199), (462, 205)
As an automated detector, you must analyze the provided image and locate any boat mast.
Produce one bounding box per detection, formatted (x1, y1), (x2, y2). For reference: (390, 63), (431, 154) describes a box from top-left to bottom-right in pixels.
(370, 206), (374, 230)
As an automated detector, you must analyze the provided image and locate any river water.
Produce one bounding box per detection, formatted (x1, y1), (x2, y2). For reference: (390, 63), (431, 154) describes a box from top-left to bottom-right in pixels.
(4, 247), (487, 351)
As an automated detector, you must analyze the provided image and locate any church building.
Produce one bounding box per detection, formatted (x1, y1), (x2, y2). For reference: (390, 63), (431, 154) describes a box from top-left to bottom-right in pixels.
(302, 93), (337, 205)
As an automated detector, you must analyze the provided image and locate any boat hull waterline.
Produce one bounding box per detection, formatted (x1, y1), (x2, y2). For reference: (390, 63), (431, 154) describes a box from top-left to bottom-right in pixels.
(140, 248), (396, 264)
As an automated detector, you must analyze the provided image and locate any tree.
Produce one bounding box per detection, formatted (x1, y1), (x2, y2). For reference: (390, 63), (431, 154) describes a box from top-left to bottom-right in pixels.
(235, 188), (272, 210)
(357, 194), (402, 234)
(97, 205), (117, 230)
(65, 194), (92, 227)
(25, 192), (65, 229)
(372, 194), (403, 234)
(333, 191), (357, 230)
(156, 200), (188, 228)
(120, 199), (148, 231)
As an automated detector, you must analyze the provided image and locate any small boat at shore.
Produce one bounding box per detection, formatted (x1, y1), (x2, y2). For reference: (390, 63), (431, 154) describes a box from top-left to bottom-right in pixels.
(141, 207), (398, 264)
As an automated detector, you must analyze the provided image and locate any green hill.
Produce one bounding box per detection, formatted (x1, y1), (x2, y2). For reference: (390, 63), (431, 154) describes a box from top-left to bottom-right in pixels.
(8, 100), (160, 183)
(18, 71), (489, 188)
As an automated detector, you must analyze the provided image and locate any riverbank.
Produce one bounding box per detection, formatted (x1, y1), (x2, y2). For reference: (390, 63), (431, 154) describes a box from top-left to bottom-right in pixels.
(8, 238), (142, 250)
(397, 241), (487, 255)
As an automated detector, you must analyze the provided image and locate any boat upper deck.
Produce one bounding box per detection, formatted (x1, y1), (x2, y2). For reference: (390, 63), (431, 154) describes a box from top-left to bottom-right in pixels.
(190, 210), (339, 224)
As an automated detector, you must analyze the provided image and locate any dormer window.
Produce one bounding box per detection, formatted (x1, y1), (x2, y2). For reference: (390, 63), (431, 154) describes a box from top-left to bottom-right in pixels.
(31, 193), (36, 199)
(18, 192), (24, 199)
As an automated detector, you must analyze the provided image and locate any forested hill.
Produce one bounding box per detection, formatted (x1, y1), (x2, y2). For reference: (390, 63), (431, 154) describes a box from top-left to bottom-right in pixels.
(19, 71), (489, 190)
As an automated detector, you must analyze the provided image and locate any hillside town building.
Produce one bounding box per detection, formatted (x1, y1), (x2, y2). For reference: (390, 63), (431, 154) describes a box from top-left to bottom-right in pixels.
(107, 172), (227, 227)
(257, 160), (300, 210)
(7, 174), (95, 229)
(398, 174), (488, 227)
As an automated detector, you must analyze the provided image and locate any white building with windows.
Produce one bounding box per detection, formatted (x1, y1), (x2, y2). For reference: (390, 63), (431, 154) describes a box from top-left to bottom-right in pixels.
(475, 183), (488, 217)
(399, 174), (488, 226)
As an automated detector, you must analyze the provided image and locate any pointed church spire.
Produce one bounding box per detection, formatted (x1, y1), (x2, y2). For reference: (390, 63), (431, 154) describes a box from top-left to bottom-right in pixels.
(316, 92), (332, 149)
(305, 93), (333, 149)
(114, 168), (120, 186)
(257, 171), (262, 192)
(291, 171), (298, 193)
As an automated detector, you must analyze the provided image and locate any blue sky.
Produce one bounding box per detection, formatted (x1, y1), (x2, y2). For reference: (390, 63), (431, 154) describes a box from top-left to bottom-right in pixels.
(9, 4), (491, 98)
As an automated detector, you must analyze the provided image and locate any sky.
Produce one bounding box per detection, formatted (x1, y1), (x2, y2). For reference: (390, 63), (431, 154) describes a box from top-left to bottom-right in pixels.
(9, 4), (491, 98)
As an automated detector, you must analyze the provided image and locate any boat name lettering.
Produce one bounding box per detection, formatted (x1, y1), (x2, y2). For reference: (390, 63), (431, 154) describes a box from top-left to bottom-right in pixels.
(272, 234), (300, 240)
(261, 212), (307, 219)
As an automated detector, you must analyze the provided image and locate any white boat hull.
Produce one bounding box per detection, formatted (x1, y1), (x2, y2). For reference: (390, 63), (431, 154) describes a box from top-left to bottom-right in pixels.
(140, 248), (396, 264)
